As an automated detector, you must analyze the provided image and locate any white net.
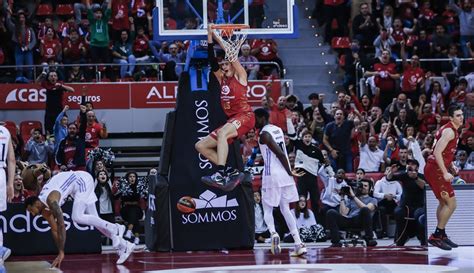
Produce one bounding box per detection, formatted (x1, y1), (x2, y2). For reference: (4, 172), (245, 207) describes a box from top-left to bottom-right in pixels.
(213, 26), (248, 63)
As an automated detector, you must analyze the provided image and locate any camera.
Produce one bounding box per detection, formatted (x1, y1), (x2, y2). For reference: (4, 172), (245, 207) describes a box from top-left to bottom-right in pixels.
(341, 181), (364, 196)
(340, 186), (351, 196)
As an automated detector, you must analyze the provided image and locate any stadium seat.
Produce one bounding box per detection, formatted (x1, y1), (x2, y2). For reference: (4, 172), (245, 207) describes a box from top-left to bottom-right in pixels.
(331, 37), (351, 49)
(20, 120), (43, 144)
(36, 4), (53, 16)
(55, 4), (74, 16)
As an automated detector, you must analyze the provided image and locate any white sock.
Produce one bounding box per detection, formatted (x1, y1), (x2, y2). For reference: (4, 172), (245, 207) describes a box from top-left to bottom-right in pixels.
(262, 202), (276, 234)
(279, 199), (302, 245)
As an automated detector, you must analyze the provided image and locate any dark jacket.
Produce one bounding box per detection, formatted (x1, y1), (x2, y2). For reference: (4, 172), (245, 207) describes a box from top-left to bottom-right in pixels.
(55, 111), (87, 168)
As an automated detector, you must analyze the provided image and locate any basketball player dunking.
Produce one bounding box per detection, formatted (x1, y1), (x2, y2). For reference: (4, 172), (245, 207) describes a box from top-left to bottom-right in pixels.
(254, 108), (307, 257)
(0, 124), (15, 263)
(195, 24), (255, 191)
(424, 105), (464, 250)
(25, 171), (134, 268)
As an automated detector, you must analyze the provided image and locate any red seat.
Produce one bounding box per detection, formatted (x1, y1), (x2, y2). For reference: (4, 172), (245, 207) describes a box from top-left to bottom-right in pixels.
(2, 121), (18, 142)
(36, 4), (53, 16)
(20, 120), (43, 144)
(353, 156), (360, 171)
(55, 4), (74, 16)
(331, 37), (351, 49)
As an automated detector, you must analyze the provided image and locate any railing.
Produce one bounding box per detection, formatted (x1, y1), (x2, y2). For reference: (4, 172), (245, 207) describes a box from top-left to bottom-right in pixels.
(355, 57), (474, 97)
(0, 61), (282, 83)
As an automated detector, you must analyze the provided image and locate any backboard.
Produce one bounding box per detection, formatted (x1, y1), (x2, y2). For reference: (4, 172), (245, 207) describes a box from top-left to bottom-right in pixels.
(153, 0), (298, 41)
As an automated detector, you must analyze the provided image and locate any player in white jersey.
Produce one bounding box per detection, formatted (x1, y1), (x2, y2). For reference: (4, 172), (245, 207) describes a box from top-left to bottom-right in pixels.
(25, 171), (134, 268)
(0, 125), (15, 264)
(254, 109), (307, 257)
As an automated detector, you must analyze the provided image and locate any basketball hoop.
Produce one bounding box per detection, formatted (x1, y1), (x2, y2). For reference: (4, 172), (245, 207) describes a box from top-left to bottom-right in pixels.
(211, 24), (249, 63)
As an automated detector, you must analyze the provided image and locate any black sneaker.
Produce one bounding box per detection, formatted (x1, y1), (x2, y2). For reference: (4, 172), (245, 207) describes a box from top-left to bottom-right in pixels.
(221, 172), (244, 192)
(443, 236), (458, 248)
(428, 234), (452, 251)
(330, 242), (342, 247)
(365, 238), (378, 247)
(202, 172), (226, 188)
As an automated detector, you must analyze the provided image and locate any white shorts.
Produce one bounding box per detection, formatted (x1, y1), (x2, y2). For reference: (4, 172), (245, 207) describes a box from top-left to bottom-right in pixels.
(0, 169), (5, 212)
(261, 185), (299, 207)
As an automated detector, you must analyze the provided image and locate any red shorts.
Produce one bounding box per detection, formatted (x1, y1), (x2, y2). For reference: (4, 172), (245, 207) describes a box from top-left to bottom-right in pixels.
(210, 112), (255, 144)
(424, 162), (455, 200)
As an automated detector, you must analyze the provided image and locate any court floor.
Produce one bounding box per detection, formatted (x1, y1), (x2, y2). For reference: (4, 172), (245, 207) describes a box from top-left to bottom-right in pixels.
(4, 243), (474, 273)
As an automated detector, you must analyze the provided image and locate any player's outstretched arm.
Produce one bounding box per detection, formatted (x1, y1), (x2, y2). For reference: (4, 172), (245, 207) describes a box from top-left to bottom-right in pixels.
(207, 24), (222, 78)
(46, 194), (66, 268)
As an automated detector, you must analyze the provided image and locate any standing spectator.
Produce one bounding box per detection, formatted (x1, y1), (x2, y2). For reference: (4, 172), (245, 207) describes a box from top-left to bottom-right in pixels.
(413, 29), (431, 59)
(373, 169), (403, 238)
(432, 24), (453, 58)
(116, 171), (147, 245)
(25, 128), (54, 165)
(67, 64), (86, 82)
(254, 191), (270, 243)
(56, 106), (87, 171)
(38, 71), (75, 135)
(39, 27), (62, 64)
(323, 0), (348, 44)
(373, 28), (396, 58)
(239, 44), (259, 80)
(74, 0), (107, 24)
(94, 169), (115, 223)
(62, 28), (88, 64)
(150, 42), (186, 77)
(364, 50), (400, 110)
(323, 109), (355, 172)
(250, 39), (285, 78)
(87, 0), (112, 70)
(269, 96), (291, 133)
(111, 0), (131, 41)
(449, 0), (474, 58)
(112, 30), (136, 78)
(376, 5), (394, 32)
(352, 2), (378, 47)
(400, 41), (425, 103)
(85, 110), (108, 150)
(53, 105), (70, 155)
(358, 125), (384, 172)
(5, 9), (36, 82)
(11, 174), (30, 203)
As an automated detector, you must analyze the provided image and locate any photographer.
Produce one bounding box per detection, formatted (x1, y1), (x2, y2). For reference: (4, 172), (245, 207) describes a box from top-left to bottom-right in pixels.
(326, 179), (378, 247)
(386, 159), (426, 246)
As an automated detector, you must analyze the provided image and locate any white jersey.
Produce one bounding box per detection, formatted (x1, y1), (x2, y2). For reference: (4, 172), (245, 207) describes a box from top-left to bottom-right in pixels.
(39, 171), (97, 207)
(0, 126), (11, 168)
(258, 124), (294, 189)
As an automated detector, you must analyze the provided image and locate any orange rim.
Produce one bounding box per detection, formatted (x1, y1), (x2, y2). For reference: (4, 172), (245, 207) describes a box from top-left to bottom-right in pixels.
(211, 24), (250, 31)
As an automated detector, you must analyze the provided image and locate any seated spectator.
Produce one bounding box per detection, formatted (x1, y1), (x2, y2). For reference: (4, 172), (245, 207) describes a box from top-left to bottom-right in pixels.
(40, 27), (62, 64)
(373, 28), (396, 58)
(319, 167), (349, 228)
(113, 30), (136, 78)
(325, 179), (378, 247)
(239, 44), (259, 80)
(25, 128), (54, 165)
(254, 191), (270, 243)
(285, 195), (326, 243)
(386, 160), (426, 246)
(358, 124), (384, 172)
(250, 39), (284, 78)
(11, 174), (31, 203)
(132, 26), (152, 69)
(116, 171), (148, 245)
(454, 150), (474, 170)
(62, 28), (88, 64)
(94, 169), (115, 223)
(373, 169), (403, 238)
(67, 64), (86, 82)
(150, 42), (186, 77)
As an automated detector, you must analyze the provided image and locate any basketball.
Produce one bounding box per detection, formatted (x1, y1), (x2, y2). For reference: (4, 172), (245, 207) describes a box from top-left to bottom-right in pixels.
(177, 196), (196, 214)
(452, 177), (466, 185)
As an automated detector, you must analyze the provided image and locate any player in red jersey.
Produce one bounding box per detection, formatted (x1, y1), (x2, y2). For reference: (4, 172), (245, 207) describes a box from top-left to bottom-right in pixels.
(424, 105), (464, 250)
(195, 24), (255, 191)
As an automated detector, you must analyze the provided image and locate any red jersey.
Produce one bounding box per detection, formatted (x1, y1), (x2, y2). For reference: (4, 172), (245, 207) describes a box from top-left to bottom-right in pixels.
(427, 122), (459, 168)
(85, 122), (103, 148)
(63, 140), (77, 168)
(251, 39), (277, 61)
(63, 37), (86, 61)
(374, 62), (397, 91)
(112, 1), (130, 30)
(402, 64), (424, 92)
(269, 105), (289, 132)
(220, 76), (252, 117)
(40, 38), (61, 62)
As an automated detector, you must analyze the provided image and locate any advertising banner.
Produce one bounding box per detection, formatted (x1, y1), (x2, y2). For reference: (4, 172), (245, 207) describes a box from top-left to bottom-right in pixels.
(0, 202), (101, 255)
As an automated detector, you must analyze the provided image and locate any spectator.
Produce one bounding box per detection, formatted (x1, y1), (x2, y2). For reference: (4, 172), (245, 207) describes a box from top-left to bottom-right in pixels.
(132, 25), (152, 70)
(426, 81), (447, 114)
(384, 93), (415, 124)
(352, 2), (378, 47)
(11, 174), (30, 203)
(239, 44), (259, 80)
(449, 0), (474, 58)
(5, 9), (36, 82)
(376, 5), (394, 32)
(373, 28), (396, 58)
(358, 124), (384, 172)
(85, 110), (108, 150)
(400, 41), (425, 103)
(386, 160), (426, 246)
(38, 70), (75, 135)
(67, 64), (86, 82)
(285, 95), (304, 116)
(463, 92), (474, 120)
(111, 0), (131, 41)
(326, 179), (378, 247)
(454, 150), (474, 170)
(254, 191), (270, 243)
(319, 167), (349, 228)
(25, 128), (54, 165)
(116, 171), (148, 245)
(56, 106), (87, 171)
(323, 109), (355, 172)
(343, 40), (368, 89)
(94, 169), (115, 223)
(323, 0), (348, 44)
(364, 50), (400, 110)
(53, 105), (70, 155)
(37, 16), (55, 41)
(113, 29), (136, 78)
(303, 93), (321, 122)
(75, 0), (107, 24)
(39, 27), (62, 64)
(87, 0), (113, 70)
(62, 28), (88, 64)
(432, 24), (452, 58)
(412, 29), (432, 59)
(373, 169), (403, 238)
(250, 39), (285, 78)
(286, 195), (325, 243)
(269, 96), (291, 133)
(150, 42), (186, 77)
